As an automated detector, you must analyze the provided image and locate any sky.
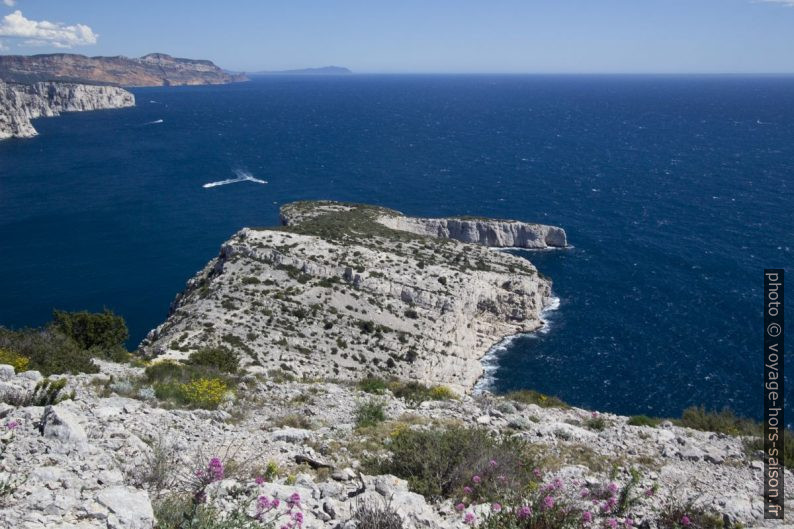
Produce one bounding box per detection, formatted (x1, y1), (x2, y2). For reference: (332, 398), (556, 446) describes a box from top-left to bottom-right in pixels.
(0, 0), (793, 74)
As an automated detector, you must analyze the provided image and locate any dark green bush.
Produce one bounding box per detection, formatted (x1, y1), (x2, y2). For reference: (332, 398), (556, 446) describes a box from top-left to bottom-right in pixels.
(504, 389), (569, 409)
(677, 406), (760, 437)
(628, 415), (663, 427)
(355, 399), (387, 428)
(186, 347), (240, 374)
(374, 426), (534, 501)
(0, 327), (99, 375)
(52, 309), (128, 361)
(357, 375), (390, 394)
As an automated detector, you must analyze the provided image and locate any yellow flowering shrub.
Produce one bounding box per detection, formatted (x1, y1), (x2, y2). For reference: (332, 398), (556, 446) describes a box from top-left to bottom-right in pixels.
(0, 348), (30, 372)
(178, 377), (229, 409)
(429, 385), (457, 400)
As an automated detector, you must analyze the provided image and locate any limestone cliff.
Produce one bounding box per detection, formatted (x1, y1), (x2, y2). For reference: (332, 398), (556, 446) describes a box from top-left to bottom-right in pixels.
(0, 53), (248, 87)
(0, 80), (135, 140)
(140, 201), (558, 392)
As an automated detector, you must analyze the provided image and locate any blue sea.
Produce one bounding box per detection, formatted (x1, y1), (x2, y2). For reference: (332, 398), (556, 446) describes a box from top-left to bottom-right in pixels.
(1, 75), (791, 420)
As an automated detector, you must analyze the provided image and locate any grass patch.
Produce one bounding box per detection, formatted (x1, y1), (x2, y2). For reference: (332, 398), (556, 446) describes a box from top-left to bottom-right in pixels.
(355, 399), (387, 428)
(505, 389), (569, 409)
(628, 415), (663, 427)
(357, 376), (456, 404)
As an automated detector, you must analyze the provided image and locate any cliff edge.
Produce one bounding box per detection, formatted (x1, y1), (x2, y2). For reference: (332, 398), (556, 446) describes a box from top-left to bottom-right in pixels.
(0, 80), (135, 140)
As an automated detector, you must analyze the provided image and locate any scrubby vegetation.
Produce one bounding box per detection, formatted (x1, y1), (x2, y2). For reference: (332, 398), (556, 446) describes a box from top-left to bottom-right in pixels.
(355, 399), (387, 428)
(142, 360), (236, 410)
(0, 309), (129, 376)
(356, 376), (456, 404)
(504, 389), (569, 409)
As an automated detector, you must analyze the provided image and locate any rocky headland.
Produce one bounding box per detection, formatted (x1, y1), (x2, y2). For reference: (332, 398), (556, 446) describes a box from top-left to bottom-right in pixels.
(0, 79), (135, 139)
(0, 53), (248, 87)
(141, 201), (561, 392)
(0, 200), (789, 529)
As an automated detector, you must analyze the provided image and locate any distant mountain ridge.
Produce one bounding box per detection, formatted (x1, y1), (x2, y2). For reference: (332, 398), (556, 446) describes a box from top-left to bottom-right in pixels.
(250, 66), (352, 75)
(0, 53), (248, 87)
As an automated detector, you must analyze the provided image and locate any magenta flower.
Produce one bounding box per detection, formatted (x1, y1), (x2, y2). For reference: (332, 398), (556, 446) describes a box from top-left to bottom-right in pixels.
(582, 511), (593, 523)
(553, 477), (564, 490)
(542, 495), (554, 510)
(644, 487), (655, 498)
(464, 512), (476, 525)
(6, 420), (18, 430)
(288, 492), (301, 508)
(292, 511), (304, 526)
(455, 503), (466, 511)
(208, 457), (224, 482)
(272, 498), (281, 508)
(489, 459), (498, 468)
(491, 503), (502, 513)
(580, 488), (590, 498)
(463, 486), (473, 495)
(607, 482), (619, 495)
(624, 517), (634, 528)
(606, 518), (618, 529)
(607, 497), (618, 509)
(472, 475), (481, 484)
(255, 476), (266, 485)
(517, 506), (532, 519)
(257, 496), (272, 511)
(681, 515), (691, 527)
(533, 467), (543, 479)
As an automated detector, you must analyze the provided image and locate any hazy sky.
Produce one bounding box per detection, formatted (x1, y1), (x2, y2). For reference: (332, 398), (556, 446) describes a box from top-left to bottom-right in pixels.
(1, 0), (793, 73)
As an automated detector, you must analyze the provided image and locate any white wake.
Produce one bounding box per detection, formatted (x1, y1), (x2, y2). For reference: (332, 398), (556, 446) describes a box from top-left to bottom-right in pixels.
(203, 170), (268, 189)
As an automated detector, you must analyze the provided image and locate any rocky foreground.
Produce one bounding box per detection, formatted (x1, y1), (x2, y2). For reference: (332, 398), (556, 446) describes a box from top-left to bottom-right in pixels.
(0, 80), (134, 139)
(0, 360), (788, 529)
(141, 201), (565, 392)
(0, 53), (248, 87)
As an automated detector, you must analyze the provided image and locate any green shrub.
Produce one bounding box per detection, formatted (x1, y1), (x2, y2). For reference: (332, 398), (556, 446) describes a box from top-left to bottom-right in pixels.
(628, 415), (663, 427)
(144, 360), (235, 409)
(374, 426), (534, 501)
(677, 406), (760, 437)
(187, 347), (240, 374)
(0, 327), (99, 375)
(357, 376), (390, 394)
(390, 381), (456, 404)
(505, 389), (569, 409)
(2, 377), (73, 407)
(355, 399), (387, 428)
(52, 309), (128, 361)
(584, 415), (607, 431)
(351, 501), (404, 529)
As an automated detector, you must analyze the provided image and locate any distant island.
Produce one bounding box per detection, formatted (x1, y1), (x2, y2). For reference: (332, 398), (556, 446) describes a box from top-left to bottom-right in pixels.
(0, 53), (249, 87)
(249, 66), (352, 76)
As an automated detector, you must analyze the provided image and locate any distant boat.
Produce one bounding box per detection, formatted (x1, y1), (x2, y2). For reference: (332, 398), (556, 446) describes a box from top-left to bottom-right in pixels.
(203, 170), (267, 188)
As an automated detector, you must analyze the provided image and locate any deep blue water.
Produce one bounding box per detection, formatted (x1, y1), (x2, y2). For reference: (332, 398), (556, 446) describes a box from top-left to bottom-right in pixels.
(1, 75), (791, 420)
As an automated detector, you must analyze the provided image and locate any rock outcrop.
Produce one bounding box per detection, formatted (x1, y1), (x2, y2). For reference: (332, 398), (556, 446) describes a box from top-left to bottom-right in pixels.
(0, 362), (788, 529)
(0, 80), (135, 139)
(0, 53), (248, 87)
(141, 201), (556, 392)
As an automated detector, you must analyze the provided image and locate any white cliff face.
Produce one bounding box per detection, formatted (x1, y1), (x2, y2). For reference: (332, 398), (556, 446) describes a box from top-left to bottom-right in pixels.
(140, 202), (555, 392)
(0, 80), (135, 140)
(378, 215), (568, 249)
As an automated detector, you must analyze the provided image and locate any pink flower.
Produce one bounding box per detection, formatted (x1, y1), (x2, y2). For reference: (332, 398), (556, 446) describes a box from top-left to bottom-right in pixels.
(644, 487), (655, 497)
(257, 496), (272, 511)
(592, 411), (599, 418)
(517, 506), (532, 519)
(292, 512), (304, 527)
(463, 486), (473, 495)
(272, 498), (281, 508)
(680, 515), (691, 527)
(601, 501), (612, 514)
(491, 503), (502, 513)
(580, 488), (590, 498)
(489, 459), (498, 468)
(533, 467), (543, 479)
(464, 512), (476, 525)
(553, 477), (564, 490)
(255, 476), (266, 485)
(208, 457), (224, 482)
(455, 503), (466, 511)
(472, 475), (481, 484)
(607, 497), (618, 509)
(497, 475), (507, 483)
(624, 518), (634, 528)
(582, 511), (593, 523)
(6, 420), (18, 430)
(607, 482), (619, 495)
(606, 518), (618, 529)
(288, 492), (301, 508)
(542, 495), (554, 510)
